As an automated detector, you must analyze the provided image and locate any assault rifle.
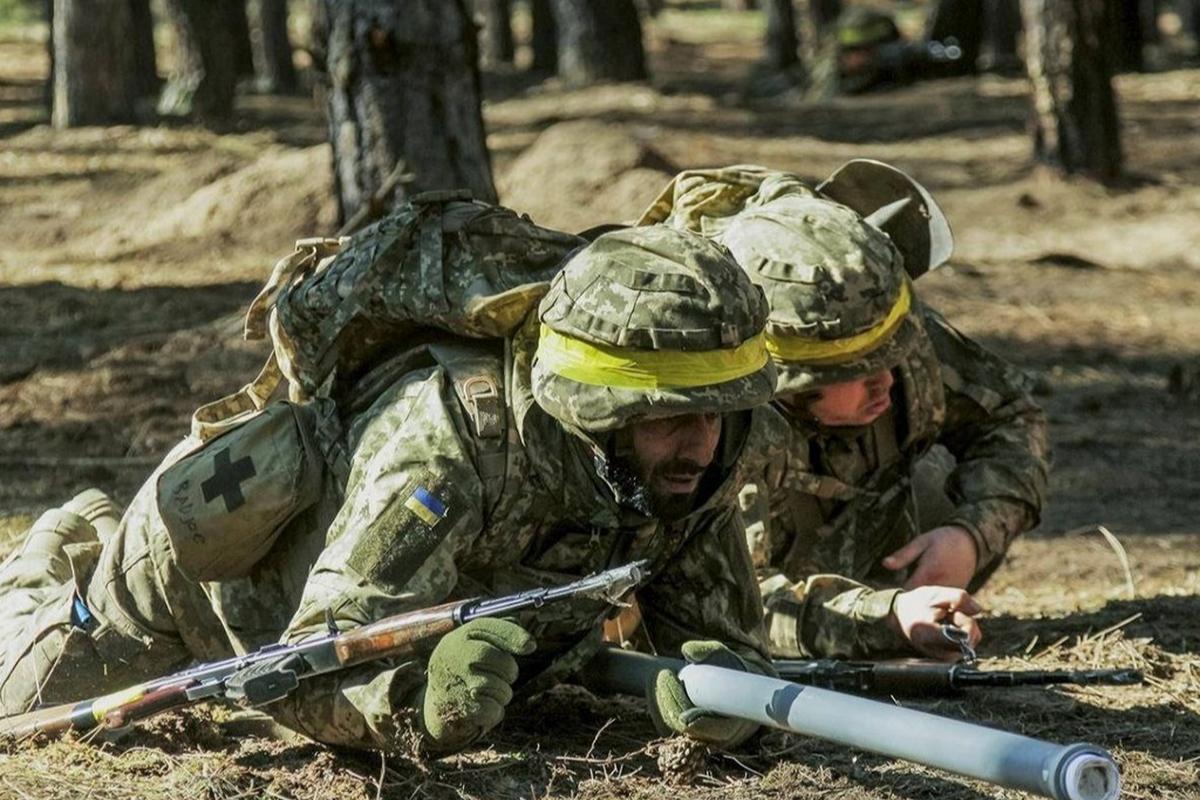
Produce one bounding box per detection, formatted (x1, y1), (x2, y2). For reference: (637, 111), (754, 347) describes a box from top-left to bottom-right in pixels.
(0, 561), (647, 740)
(586, 647), (1126, 800)
(774, 657), (1142, 697)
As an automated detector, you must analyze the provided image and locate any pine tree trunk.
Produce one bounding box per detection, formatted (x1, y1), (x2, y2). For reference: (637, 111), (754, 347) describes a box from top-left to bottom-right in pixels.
(159, 0), (238, 120)
(982, 0), (1022, 71)
(43, 0), (54, 112)
(129, 0), (159, 101)
(530, 0), (557, 73)
(764, 0), (799, 70)
(478, 0), (514, 67)
(1021, 0), (1122, 184)
(323, 0), (497, 224)
(250, 0), (299, 93)
(551, 0), (646, 86)
(798, 0), (841, 96)
(52, 0), (141, 126)
(226, 0), (257, 78)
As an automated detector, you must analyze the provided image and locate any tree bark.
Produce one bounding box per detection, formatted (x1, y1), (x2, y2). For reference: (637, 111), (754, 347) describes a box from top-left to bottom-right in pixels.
(159, 0), (238, 120)
(551, 0), (647, 86)
(764, 0), (799, 71)
(250, 0), (299, 93)
(226, 0), (257, 78)
(982, 0), (1022, 71)
(1021, 0), (1122, 184)
(129, 0), (159, 101)
(797, 0), (841, 96)
(43, 0), (53, 112)
(52, 0), (141, 126)
(478, 0), (514, 67)
(529, 0), (557, 73)
(322, 0), (497, 224)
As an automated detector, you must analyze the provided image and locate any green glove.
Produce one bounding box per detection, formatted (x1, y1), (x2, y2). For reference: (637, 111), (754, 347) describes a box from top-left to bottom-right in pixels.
(420, 618), (536, 750)
(648, 640), (767, 750)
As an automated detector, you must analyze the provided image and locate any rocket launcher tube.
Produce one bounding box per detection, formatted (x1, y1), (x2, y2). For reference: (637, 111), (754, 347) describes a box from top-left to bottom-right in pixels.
(585, 649), (1120, 800)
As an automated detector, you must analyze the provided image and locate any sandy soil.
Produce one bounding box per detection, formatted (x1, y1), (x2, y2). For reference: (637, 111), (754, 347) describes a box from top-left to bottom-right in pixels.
(1, 7), (1199, 799)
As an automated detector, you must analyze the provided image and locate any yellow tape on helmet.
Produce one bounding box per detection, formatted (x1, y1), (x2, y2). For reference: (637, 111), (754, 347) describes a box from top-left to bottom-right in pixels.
(537, 326), (768, 389)
(766, 281), (911, 366)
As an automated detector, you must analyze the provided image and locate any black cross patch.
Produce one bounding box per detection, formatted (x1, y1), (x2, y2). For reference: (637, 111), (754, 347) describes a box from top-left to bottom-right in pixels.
(201, 448), (257, 512)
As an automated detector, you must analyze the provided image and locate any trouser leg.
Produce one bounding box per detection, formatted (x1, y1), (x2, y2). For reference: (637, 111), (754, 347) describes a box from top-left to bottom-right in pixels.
(0, 489), (195, 715)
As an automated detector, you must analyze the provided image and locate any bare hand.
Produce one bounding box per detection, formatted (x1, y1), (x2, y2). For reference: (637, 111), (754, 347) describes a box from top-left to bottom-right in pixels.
(891, 586), (983, 661)
(882, 525), (979, 590)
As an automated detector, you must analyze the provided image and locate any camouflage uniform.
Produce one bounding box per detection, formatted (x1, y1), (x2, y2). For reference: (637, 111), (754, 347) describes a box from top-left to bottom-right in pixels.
(641, 167), (1049, 659)
(0, 225), (782, 751)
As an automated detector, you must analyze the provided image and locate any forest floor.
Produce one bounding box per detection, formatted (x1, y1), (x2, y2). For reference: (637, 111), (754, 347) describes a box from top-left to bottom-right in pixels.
(2, 6), (1200, 799)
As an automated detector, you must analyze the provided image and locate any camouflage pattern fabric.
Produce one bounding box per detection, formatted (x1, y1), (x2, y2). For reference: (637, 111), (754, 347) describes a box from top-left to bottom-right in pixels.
(533, 225), (776, 432)
(640, 166), (1049, 659)
(0, 226), (783, 753)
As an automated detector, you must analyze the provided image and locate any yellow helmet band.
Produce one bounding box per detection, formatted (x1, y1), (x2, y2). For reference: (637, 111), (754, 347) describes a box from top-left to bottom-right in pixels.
(537, 325), (769, 390)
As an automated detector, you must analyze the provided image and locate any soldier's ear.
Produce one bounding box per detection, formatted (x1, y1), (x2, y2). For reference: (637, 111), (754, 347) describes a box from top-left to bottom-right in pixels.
(817, 159), (954, 279)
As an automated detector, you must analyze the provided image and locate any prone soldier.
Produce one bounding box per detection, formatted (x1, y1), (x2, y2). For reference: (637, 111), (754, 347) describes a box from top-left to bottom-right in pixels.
(0, 223), (785, 752)
(639, 163), (1049, 661)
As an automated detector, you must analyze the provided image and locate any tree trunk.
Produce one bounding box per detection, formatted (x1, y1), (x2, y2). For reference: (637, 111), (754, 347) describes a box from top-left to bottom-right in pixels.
(322, 0), (497, 224)
(530, 0), (557, 73)
(129, 0), (159, 101)
(226, 0), (257, 78)
(764, 0), (799, 71)
(1186, 0), (1200, 52)
(52, 0), (141, 126)
(478, 0), (514, 67)
(797, 0), (841, 96)
(43, 0), (54, 112)
(1110, 0), (1144, 71)
(551, 0), (646, 86)
(982, 0), (1022, 71)
(1021, 0), (1122, 184)
(159, 0), (238, 120)
(250, 0), (299, 93)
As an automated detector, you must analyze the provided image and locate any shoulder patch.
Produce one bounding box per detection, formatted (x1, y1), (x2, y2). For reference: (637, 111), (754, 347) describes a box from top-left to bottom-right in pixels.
(404, 486), (449, 527)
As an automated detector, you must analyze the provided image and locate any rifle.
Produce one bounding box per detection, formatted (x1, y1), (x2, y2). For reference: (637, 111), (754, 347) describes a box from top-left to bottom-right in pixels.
(585, 648), (1124, 800)
(774, 657), (1142, 697)
(0, 560), (647, 740)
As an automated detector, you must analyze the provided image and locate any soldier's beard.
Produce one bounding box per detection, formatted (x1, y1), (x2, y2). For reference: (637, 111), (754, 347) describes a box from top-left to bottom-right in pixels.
(599, 452), (703, 522)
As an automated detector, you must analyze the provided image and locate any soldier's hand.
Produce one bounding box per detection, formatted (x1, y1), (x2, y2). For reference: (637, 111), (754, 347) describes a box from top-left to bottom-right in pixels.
(648, 640), (765, 750)
(891, 586), (982, 661)
(420, 618), (536, 751)
(882, 525), (979, 590)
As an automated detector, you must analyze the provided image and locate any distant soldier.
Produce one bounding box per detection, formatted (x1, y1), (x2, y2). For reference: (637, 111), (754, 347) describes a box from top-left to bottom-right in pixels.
(0, 224), (785, 752)
(640, 163), (1049, 660)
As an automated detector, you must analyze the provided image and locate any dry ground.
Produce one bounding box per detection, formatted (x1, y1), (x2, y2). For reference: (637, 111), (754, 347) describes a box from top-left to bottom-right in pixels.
(1, 6), (1199, 799)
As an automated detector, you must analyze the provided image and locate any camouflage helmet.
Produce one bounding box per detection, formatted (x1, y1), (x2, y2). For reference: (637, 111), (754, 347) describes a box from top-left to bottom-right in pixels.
(532, 225), (776, 432)
(718, 195), (925, 396)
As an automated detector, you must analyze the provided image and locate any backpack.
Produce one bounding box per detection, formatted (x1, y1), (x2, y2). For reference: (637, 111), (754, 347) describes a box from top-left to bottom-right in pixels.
(192, 190), (585, 440)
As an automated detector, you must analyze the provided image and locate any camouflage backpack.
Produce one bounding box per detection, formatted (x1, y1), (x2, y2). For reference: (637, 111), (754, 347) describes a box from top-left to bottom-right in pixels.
(192, 190), (585, 440)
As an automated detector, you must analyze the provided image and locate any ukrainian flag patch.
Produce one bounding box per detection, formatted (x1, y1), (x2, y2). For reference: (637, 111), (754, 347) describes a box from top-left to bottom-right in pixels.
(404, 486), (448, 527)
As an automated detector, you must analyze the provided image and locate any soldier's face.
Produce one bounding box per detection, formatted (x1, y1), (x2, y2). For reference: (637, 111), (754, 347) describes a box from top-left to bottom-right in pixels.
(800, 369), (895, 427)
(627, 412), (723, 512)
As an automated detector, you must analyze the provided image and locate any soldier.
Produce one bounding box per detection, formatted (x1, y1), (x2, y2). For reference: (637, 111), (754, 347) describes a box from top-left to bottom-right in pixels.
(0, 225), (783, 753)
(639, 164), (1049, 661)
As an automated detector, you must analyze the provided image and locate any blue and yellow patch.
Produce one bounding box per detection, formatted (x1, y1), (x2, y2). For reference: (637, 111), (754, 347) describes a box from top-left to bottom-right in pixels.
(404, 486), (448, 527)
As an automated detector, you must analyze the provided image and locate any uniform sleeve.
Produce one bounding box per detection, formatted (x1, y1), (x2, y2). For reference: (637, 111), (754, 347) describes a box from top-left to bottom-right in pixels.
(264, 367), (487, 751)
(760, 572), (908, 659)
(637, 507), (770, 665)
(924, 308), (1050, 577)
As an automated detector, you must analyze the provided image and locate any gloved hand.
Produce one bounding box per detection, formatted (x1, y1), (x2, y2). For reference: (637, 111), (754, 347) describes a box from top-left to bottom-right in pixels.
(420, 618), (536, 750)
(648, 640), (767, 750)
